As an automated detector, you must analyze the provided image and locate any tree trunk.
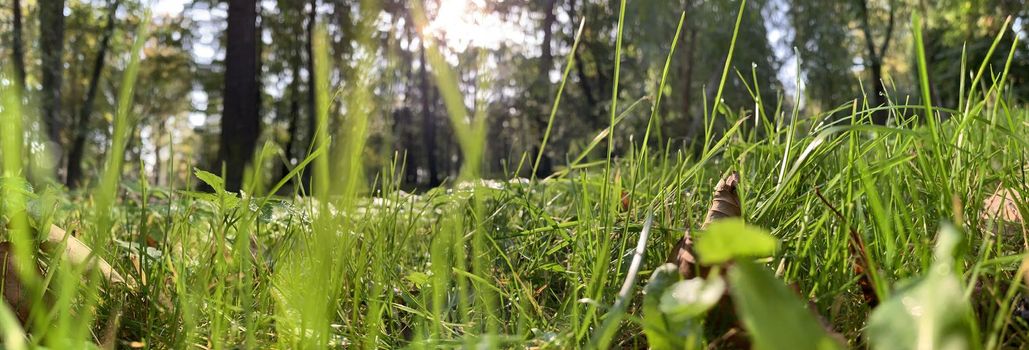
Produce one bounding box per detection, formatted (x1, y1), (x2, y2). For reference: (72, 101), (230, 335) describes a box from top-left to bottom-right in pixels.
(567, 0), (598, 116)
(856, 0), (894, 125)
(218, 0), (261, 192)
(681, 25), (698, 143)
(533, 0), (557, 178)
(278, 62), (302, 184)
(66, 0), (120, 189)
(11, 0), (26, 89)
(300, 0), (317, 193)
(419, 41), (440, 187)
(39, 0), (67, 163)
(153, 120), (165, 186)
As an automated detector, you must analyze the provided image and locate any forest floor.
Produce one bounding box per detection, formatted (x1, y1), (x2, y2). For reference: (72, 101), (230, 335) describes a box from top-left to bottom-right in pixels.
(3, 102), (1026, 349)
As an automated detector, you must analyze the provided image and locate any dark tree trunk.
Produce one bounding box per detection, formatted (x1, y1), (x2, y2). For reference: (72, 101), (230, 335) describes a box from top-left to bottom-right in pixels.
(153, 120), (165, 186)
(567, 0), (598, 116)
(392, 107), (418, 185)
(856, 0), (895, 125)
(11, 0), (26, 89)
(279, 63), (302, 182)
(300, 0), (317, 193)
(681, 26), (698, 141)
(39, 0), (67, 161)
(419, 41), (440, 187)
(567, 0), (597, 113)
(66, 0), (120, 189)
(218, 0), (261, 192)
(533, 0), (557, 178)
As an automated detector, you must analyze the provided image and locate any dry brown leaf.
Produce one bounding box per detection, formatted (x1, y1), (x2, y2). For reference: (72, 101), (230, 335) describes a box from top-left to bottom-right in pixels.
(664, 173), (845, 346)
(815, 188), (878, 308)
(0, 242), (38, 325)
(668, 172), (741, 279)
(701, 172), (742, 227)
(981, 187), (1025, 242)
(41, 225), (136, 289)
(983, 187), (1024, 223)
(662, 172), (747, 347)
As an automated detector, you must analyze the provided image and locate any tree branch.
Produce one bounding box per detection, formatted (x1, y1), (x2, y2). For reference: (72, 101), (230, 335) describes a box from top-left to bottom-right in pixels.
(878, 0), (897, 60)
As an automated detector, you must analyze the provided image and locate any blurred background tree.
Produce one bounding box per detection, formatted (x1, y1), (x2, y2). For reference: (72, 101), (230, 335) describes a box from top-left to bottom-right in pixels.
(0, 0), (1025, 192)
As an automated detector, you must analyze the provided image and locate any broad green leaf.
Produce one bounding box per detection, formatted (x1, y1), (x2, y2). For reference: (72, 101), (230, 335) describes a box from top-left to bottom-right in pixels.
(192, 168), (240, 209)
(866, 224), (980, 350)
(175, 190), (220, 203)
(660, 274), (726, 320)
(728, 261), (843, 350)
(194, 168), (225, 192)
(406, 272), (431, 287)
(642, 263), (702, 350)
(695, 219), (777, 265)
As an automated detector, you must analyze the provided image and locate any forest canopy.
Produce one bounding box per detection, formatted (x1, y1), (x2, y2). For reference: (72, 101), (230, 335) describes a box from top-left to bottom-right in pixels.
(1, 0), (1025, 191)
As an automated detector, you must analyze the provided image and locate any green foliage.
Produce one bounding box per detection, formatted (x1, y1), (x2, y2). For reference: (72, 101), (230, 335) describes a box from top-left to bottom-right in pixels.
(183, 168), (241, 209)
(728, 261), (843, 350)
(641, 263), (718, 350)
(659, 273), (727, 321)
(695, 219), (778, 265)
(866, 224), (981, 350)
(0, 176), (35, 217)
(641, 264), (686, 350)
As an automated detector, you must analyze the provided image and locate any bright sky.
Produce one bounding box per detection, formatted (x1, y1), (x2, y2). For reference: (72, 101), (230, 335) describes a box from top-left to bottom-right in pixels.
(153, 0), (186, 17)
(424, 0), (529, 52)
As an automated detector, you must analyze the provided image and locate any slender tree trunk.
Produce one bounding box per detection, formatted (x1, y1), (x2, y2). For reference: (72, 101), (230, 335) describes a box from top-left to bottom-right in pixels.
(856, 0), (894, 125)
(39, 0), (67, 165)
(11, 0), (26, 89)
(66, 0), (120, 189)
(279, 62), (302, 183)
(419, 41), (439, 187)
(567, 0), (598, 116)
(532, 0), (557, 178)
(301, 0), (317, 193)
(681, 25), (698, 142)
(154, 120), (165, 186)
(219, 0), (260, 192)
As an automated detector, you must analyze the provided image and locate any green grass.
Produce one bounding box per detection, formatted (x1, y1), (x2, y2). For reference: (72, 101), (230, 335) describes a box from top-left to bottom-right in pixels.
(1, 4), (1028, 350)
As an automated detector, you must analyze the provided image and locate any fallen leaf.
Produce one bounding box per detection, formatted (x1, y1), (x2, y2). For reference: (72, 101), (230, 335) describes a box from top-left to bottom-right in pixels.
(663, 172), (746, 346)
(983, 187), (1024, 223)
(981, 186), (1024, 239)
(0, 242), (39, 325)
(815, 187), (879, 308)
(41, 225), (135, 289)
(668, 171), (740, 278)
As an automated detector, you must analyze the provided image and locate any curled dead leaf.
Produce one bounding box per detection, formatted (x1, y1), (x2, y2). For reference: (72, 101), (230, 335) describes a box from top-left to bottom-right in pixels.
(981, 187), (1024, 239)
(668, 172), (740, 279)
(701, 172), (742, 227)
(0, 242), (41, 325)
(41, 225), (136, 289)
(663, 172), (747, 346)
